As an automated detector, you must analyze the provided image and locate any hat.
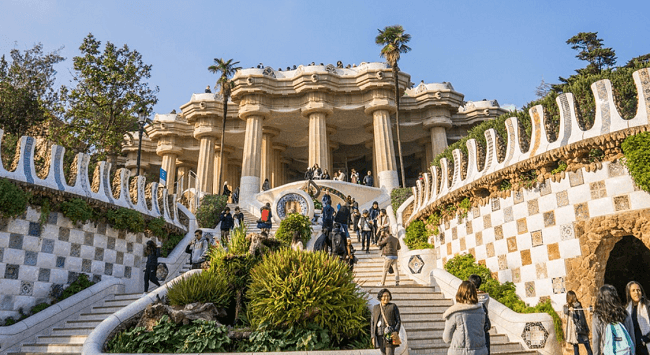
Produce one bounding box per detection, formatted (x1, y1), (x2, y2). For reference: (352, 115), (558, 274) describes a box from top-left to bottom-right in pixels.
(362, 209), (368, 214)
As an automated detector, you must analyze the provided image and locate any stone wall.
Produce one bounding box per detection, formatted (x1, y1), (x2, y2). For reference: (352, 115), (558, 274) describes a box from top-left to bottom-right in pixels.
(0, 206), (157, 320)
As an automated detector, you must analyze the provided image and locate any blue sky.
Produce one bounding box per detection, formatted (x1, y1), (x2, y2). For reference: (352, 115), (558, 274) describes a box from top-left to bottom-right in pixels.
(2, 0), (648, 114)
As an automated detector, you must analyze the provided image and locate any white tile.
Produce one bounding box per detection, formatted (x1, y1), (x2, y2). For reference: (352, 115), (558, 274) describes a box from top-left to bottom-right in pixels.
(530, 245), (549, 264)
(555, 205), (576, 225)
(113, 264), (125, 278)
(123, 253), (134, 267)
(80, 245), (94, 260)
(475, 245), (487, 261)
(0, 279), (21, 295)
(466, 234), (476, 249)
(494, 239), (508, 256)
(482, 228), (495, 244)
(40, 225), (58, 240)
(492, 210), (505, 226)
(538, 194), (556, 213)
(535, 278), (553, 297)
(513, 203), (528, 220)
(23, 236), (40, 252)
(4, 248), (25, 264)
(507, 251), (522, 269)
(91, 260), (104, 274)
(604, 176), (635, 195)
(498, 269), (512, 283)
(94, 235), (107, 249)
(36, 253), (56, 269)
(19, 265), (39, 282)
(502, 221), (517, 238)
(588, 198), (615, 218)
(14, 296), (36, 313)
(115, 239), (127, 253)
(543, 226), (561, 244)
(7, 219), (29, 235)
(546, 259), (567, 278)
(25, 206), (41, 222)
(33, 281), (51, 298)
(527, 214), (544, 232)
(50, 269), (68, 284)
(567, 185), (590, 205)
(517, 233), (532, 250)
(559, 239), (581, 259)
(53, 241), (70, 256)
(69, 229), (84, 244)
(0, 232), (9, 248)
(66, 257), (82, 273)
(104, 249), (117, 263)
(520, 264), (536, 282)
(630, 191), (650, 210)
(485, 257), (498, 272)
(583, 165), (609, 183)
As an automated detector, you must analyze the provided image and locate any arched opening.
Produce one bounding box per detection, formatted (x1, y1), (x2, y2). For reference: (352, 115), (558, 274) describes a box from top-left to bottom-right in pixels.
(604, 235), (650, 303)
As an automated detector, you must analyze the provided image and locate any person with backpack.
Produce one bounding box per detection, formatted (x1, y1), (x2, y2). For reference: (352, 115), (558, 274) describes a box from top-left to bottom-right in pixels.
(564, 290), (593, 355)
(377, 230), (400, 287)
(219, 207), (234, 245)
(257, 203), (273, 233)
(233, 206), (244, 229)
(322, 202), (335, 235)
(351, 206), (361, 242)
(330, 223), (347, 258)
(345, 238), (357, 271)
(592, 284), (636, 355)
(358, 209), (374, 253)
(469, 274), (492, 354)
(369, 201), (381, 245)
(143, 238), (161, 294)
(322, 193), (332, 207)
(443, 281), (488, 355)
(334, 202), (351, 238)
(625, 281), (650, 355)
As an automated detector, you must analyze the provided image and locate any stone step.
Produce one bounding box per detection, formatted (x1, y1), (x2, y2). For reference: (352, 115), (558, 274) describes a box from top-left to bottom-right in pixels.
(62, 320), (103, 328)
(393, 298), (453, 306)
(35, 335), (86, 344)
(101, 299), (136, 307)
(409, 341), (526, 353)
(354, 277), (417, 284)
(402, 320), (445, 330)
(397, 306), (448, 314)
(20, 343), (82, 353)
(354, 271), (411, 278)
(7, 352), (79, 355)
(401, 313), (447, 322)
(406, 332), (511, 345)
(90, 305), (125, 312)
(111, 293), (143, 301)
(77, 312), (113, 321)
(50, 327), (95, 336)
(363, 285), (438, 293)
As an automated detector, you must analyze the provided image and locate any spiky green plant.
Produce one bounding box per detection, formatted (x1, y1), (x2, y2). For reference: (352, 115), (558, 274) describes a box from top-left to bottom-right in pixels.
(275, 213), (312, 246)
(247, 249), (368, 343)
(166, 271), (232, 308)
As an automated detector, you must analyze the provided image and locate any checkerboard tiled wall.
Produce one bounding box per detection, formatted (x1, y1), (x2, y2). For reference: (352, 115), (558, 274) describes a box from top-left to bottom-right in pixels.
(0, 206), (153, 319)
(434, 161), (650, 308)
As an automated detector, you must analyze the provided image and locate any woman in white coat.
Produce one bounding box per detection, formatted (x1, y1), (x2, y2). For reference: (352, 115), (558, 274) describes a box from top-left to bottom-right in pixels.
(626, 281), (650, 355)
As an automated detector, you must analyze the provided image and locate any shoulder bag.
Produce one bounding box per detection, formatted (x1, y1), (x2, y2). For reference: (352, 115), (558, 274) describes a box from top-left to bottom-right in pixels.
(379, 304), (401, 346)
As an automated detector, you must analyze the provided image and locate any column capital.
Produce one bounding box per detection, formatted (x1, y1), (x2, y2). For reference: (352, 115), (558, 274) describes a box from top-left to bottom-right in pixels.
(364, 89), (396, 115)
(364, 140), (374, 149)
(301, 103), (333, 118)
(262, 126), (281, 137)
(156, 137), (183, 157)
(272, 142), (288, 152)
(329, 140), (340, 151)
(191, 115), (221, 140)
(214, 144), (236, 155)
(423, 116), (453, 129)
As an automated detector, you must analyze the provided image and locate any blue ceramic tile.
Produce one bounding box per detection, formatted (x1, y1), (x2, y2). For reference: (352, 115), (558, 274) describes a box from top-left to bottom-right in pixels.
(24, 251), (38, 266)
(4, 264), (19, 279)
(41, 239), (55, 254)
(28, 222), (41, 237)
(38, 268), (50, 282)
(56, 256), (65, 268)
(9, 234), (23, 250)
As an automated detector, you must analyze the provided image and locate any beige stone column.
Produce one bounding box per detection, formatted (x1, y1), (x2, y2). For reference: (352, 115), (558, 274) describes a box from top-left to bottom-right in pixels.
(160, 153), (177, 193)
(260, 128), (279, 188)
(240, 114), (265, 202)
(272, 143), (286, 188)
(423, 115), (452, 160)
(213, 145), (234, 195)
(367, 108), (398, 190)
(176, 164), (191, 193)
(190, 115), (220, 194)
(302, 95), (333, 174)
(430, 126), (448, 158)
(328, 140), (339, 178)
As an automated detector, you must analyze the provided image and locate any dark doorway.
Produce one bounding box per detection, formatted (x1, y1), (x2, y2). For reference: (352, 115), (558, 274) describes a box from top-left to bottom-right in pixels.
(604, 236), (650, 304)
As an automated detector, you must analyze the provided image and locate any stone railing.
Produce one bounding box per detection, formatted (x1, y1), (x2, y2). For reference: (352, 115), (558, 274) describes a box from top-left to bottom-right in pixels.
(407, 68), (650, 223)
(431, 268), (561, 355)
(0, 130), (186, 232)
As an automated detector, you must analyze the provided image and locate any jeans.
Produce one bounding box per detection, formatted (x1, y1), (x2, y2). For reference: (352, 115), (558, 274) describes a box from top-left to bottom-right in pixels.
(572, 342), (593, 355)
(362, 231), (372, 250)
(144, 264), (160, 292)
(339, 224), (349, 238)
(376, 336), (395, 355)
(381, 257), (399, 285)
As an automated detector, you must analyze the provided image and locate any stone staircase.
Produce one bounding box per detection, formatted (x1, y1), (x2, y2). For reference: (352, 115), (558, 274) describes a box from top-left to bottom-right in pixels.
(351, 239), (538, 355)
(7, 293), (142, 355)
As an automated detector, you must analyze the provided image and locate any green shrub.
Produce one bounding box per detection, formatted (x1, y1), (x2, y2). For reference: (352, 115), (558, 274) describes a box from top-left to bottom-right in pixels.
(445, 254), (564, 342)
(195, 194), (228, 228)
(391, 187), (413, 212)
(147, 216), (168, 239)
(275, 213), (312, 246)
(247, 249), (368, 343)
(106, 315), (231, 353)
(106, 207), (145, 233)
(313, 198), (323, 210)
(239, 323), (331, 352)
(161, 233), (184, 258)
(60, 273), (95, 301)
(404, 220), (434, 250)
(167, 271), (232, 309)
(551, 160), (567, 175)
(425, 212), (441, 235)
(622, 131), (650, 193)
(0, 178), (28, 218)
(60, 198), (94, 225)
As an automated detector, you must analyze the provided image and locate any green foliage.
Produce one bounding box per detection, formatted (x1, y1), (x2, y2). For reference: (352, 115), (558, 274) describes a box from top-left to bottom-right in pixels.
(106, 315), (231, 353)
(30, 302), (50, 314)
(60, 198), (94, 225)
(404, 220), (434, 250)
(55, 33), (158, 159)
(458, 198), (471, 218)
(312, 198), (322, 210)
(391, 187), (413, 212)
(167, 271), (232, 309)
(588, 148), (604, 163)
(161, 233), (184, 258)
(445, 254), (564, 342)
(146, 216), (168, 239)
(551, 160), (568, 175)
(275, 213), (312, 246)
(239, 323), (331, 352)
(225, 224), (250, 254)
(425, 212), (441, 235)
(1, 132), (19, 170)
(106, 207), (145, 233)
(60, 273), (95, 301)
(622, 131), (650, 193)
(499, 179), (512, 191)
(0, 178), (28, 218)
(566, 32), (617, 73)
(195, 194), (228, 228)
(520, 170), (538, 189)
(247, 249), (368, 343)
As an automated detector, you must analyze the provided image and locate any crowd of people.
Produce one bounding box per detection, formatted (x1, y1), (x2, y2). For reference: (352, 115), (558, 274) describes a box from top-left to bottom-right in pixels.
(305, 165), (375, 186)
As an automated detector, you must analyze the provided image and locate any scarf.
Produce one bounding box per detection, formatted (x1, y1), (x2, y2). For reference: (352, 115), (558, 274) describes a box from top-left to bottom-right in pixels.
(627, 301), (650, 351)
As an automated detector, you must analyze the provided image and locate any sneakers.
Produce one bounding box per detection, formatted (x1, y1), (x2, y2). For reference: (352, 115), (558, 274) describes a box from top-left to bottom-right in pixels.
(395, 281), (400, 286)
(366, 250), (370, 254)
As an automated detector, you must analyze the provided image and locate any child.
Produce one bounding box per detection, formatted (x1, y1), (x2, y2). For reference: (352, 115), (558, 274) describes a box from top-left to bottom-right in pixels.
(233, 206), (244, 228)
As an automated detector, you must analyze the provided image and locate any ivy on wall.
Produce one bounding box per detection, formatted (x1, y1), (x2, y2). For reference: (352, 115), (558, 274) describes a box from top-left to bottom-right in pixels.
(622, 131), (650, 193)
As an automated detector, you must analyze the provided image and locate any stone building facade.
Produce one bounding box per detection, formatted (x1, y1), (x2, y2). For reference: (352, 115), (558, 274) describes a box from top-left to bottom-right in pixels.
(123, 62), (507, 203)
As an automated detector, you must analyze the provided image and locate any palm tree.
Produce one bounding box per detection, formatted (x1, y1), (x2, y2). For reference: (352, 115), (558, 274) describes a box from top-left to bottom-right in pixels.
(376, 25), (411, 188)
(208, 58), (241, 194)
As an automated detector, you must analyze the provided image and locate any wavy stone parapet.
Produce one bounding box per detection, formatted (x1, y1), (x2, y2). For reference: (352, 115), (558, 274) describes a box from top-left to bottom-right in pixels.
(0, 132), (186, 231)
(408, 68), (650, 222)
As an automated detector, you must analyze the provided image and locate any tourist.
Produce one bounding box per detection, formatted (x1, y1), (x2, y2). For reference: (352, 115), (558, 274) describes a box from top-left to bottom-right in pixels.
(350, 169), (359, 184)
(468, 274), (492, 354)
(363, 170), (374, 187)
(592, 284), (636, 355)
(257, 202), (273, 233)
(322, 192), (332, 206)
(219, 207), (234, 245)
(330, 223), (347, 258)
(377, 230), (400, 287)
(143, 239), (161, 293)
(371, 288), (401, 355)
(321, 169), (330, 179)
(625, 281), (650, 355)
(345, 238), (356, 270)
(261, 178), (270, 191)
(222, 181), (231, 198)
(334, 202), (351, 238)
(291, 231), (304, 251)
(233, 206), (244, 228)
(369, 201), (381, 245)
(338, 170), (347, 182)
(232, 187), (240, 204)
(312, 164), (322, 179)
(322, 201), (334, 235)
(376, 209), (390, 242)
(442, 281), (488, 355)
(205, 85), (211, 93)
(304, 166), (314, 180)
(358, 209), (373, 253)
(189, 230), (208, 269)
(564, 290), (593, 355)
(351, 205), (361, 242)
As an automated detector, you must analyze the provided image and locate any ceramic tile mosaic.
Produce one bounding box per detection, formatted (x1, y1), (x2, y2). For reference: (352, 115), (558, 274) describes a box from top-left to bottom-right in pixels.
(9, 234), (23, 249)
(517, 218), (528, 234)
(531, 230), (543, 247)
(466, 220), (473, 234)
(569, 169), (584, 187)
(483, 215), (492, 228)
(84, 232), (94, 246)
(486, 243), (495, 257)
(543, 211), (556, 227)
(475, 231), (483, 246)
(20, 281), (33, 296)
(498, 255), (507, 270)
(614, 195), (631, 211)
(560, 223), (575, 240)
(536, 263), (548, 279)
(512, 267), (521, 283)
(525, 281), (536, 297)
(521, 250), (532, 266)
(472, 206), (480, 218)
(28, 222), (41, 237)
(507, 237), (518, 252)
(460, 237), (466, 251)
(527, 199), (539, 215)
(514, 189), (525, 204)
(547, 243), (561, 260)
(494, 225), (504, 240)
(590, 181), (607, 199)
(24, 251), (37, 266)
(491, 197), (500, 211)
(452, 227), (458, 240)
(503, 207), (514, 222)
(608, 161), (625, 177)
(38, 268), (50, 282)
(58, 227), (70, 241)
(556, 191), (569, 207)
(41, 239), (55, 254)
(5, 264), (19, 279)
(539, 180), (552, 196)
(552, 277), (566, 294)
(574, 203), (590, 221)
(447, 243), (452, 255)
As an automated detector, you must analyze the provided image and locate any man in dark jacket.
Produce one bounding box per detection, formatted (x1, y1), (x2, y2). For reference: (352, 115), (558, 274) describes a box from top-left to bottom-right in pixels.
(363, 171), (374, 187)
(334, 202), (351, 238)
(321, 202), (335, 235)
(378, 231), (401, 286)
(369, 201), (381, 244)
(220, 207), (234, 245)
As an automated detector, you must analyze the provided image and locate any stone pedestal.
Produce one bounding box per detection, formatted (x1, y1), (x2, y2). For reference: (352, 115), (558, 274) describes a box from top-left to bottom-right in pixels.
(240, 115), (264, 202)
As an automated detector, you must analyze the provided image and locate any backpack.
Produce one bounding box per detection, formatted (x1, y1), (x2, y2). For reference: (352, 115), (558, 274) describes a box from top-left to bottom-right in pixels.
(322, 205), (334, 222)
(603, 322), (634, 355)
(332, 231), (346, 255)
(260, 209), (270, 223)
